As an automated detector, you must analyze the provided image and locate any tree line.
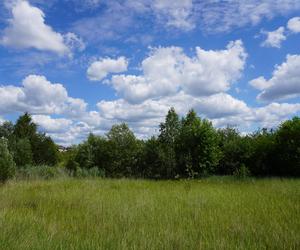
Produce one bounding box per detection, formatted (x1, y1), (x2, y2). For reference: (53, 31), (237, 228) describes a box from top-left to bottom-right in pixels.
(1, 109), (299, 182)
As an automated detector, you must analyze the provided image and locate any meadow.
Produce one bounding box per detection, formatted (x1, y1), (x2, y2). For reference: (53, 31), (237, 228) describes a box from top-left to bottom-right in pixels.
(0, 177), (299, 249)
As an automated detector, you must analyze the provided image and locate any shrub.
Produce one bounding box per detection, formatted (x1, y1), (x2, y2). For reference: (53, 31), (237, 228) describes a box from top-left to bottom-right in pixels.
(0, 139), (16, 182)
(233, 164), (251, 178)
(74, 167), (105, 178)
(16, 165), (65, 180)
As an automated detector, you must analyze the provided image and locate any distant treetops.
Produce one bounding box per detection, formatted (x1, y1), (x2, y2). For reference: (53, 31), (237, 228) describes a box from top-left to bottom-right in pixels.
(1, 110), (300, 182)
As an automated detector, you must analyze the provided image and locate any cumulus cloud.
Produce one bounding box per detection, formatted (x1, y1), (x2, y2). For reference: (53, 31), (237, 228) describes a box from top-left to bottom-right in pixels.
(250, 102), (300, 128)
(1, 1), (69, 54)
(251, 54), (300, 101)
(1, 1), (84, 55)
(261, 27), (286, 48)
(1, 74), (298, 145)
(0, 75), (87, 116)
(108, 40), (246, 103)
(287, 16), (300, 33)
(87, 57), (128, 81)
(96, 91), (250, 132)
(32, 115), (72, 133)
(249, 76), (273, 91)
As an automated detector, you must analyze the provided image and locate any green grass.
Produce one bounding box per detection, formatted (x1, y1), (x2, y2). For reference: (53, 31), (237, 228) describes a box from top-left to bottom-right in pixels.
(0, 177), (299, 249)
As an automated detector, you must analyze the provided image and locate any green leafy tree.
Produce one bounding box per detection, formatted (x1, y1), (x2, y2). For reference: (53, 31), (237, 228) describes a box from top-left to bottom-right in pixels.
(158, 107), (180, 178)
(249, 129), (275, 176)
(106, 123), (139, 177)
(138, 137), (164, 179)
(0, 139), (16, 182)
(218, 127), (254, 175)
(13, 113), (37, 139)
(273, 117), (300, 176)
(177, 110), (221, 177)
(0, 121), (14, 139)
(31, 134), (59, 166)
(14, 138), (33, 167)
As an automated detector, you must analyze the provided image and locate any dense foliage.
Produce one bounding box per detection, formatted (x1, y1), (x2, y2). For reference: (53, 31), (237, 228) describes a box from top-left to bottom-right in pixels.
(63, 108), (300, 179)
(0, 113), (58, 182)
(0, 138), (16, 182)
(0, 110), (299, 181)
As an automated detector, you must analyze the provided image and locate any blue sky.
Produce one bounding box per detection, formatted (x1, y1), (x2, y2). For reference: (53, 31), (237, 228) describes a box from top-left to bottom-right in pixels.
(0, 0), (300, 145)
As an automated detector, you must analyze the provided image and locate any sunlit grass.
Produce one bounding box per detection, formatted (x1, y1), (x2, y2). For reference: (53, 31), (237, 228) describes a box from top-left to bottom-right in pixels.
(0, 177), (299, 249)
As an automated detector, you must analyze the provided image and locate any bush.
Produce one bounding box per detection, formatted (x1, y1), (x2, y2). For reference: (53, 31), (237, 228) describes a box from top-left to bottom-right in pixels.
(233, 164), (251, 178)
(0, 139), (16, 182)
(16, 165), (66, 180)
(74, 167), (105, 178)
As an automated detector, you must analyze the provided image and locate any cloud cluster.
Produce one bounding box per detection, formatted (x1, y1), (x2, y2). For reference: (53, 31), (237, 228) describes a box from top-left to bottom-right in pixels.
(108, 40), (246, 104)
(87, 57), (128, 81)
(251, 54), (300, 101)
(287, 17), (300, 33)
(261, 27), (286, 48)
(199, 0), (300, 33)
(261, 16), (300, 48)
(72, 0), (300, 34)
(152, 0), (194, 31)
(1, 71), (299, 146)
(0, 75), (87, 116)
(0, 1), (84, 55)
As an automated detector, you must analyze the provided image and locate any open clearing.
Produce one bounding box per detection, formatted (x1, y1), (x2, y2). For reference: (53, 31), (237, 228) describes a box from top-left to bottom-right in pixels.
(0, 178), (299, 249)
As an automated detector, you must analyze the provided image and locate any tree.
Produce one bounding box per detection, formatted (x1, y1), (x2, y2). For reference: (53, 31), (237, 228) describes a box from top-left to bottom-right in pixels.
(218, 127), (255, 175)
(177, 110), (221, 177)
(0, 139), (16, 182)
(13, 113), (37, 139)
(0, 121), (14, 139)
(14, 138), (33, 167)
(138, 137), (164, 179)
(249, 129), (275, 176)
(31, 134), (59, 166)
(158, 107), (180, 178)
(273, 117), (300, 176)
(106, 124), (139, 177)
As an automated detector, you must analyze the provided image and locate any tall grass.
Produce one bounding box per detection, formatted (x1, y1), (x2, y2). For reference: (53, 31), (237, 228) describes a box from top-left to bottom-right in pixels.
(0, 178), (299, 249)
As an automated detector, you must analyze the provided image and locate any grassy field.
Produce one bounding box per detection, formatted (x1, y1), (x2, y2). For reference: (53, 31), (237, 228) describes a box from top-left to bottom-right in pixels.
(0, 177), (299, 249)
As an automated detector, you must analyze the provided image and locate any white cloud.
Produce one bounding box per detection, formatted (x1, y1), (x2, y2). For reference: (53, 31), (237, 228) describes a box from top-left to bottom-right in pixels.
(1, 73), (298, 145)
(96, 91), (250, 132)
(87, 57), (128, 81)
(70, 0), (300, 46)
(0, 75), (87, 116)
(252, 54), (300, 101)
(152, 0), (194, 31)
(199, 0), (300, 33)
(249, 76), (273, 90)
(250, 102), (300, 128)
(261, 27), (286, 48)
(1, 1), (84, 56)
(287, 16), (300, 33)
(1, 1), (69, 55)
(32, 115), (72, 133)
(109, 40), (246, 103)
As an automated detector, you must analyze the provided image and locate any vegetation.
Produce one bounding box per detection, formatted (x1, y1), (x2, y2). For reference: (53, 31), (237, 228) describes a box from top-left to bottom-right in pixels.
(0, 110), (300, 182)
(0, 139), (16, 182)
(0, 178), (299, 249)
(0, 111), (299, 249)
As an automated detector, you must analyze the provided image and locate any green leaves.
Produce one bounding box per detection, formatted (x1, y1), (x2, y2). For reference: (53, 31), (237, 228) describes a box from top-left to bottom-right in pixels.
(0, 138), (16, 182)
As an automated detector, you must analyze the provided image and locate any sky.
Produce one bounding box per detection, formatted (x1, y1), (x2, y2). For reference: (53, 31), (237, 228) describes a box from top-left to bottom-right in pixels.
(0, 0), (300, 145)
